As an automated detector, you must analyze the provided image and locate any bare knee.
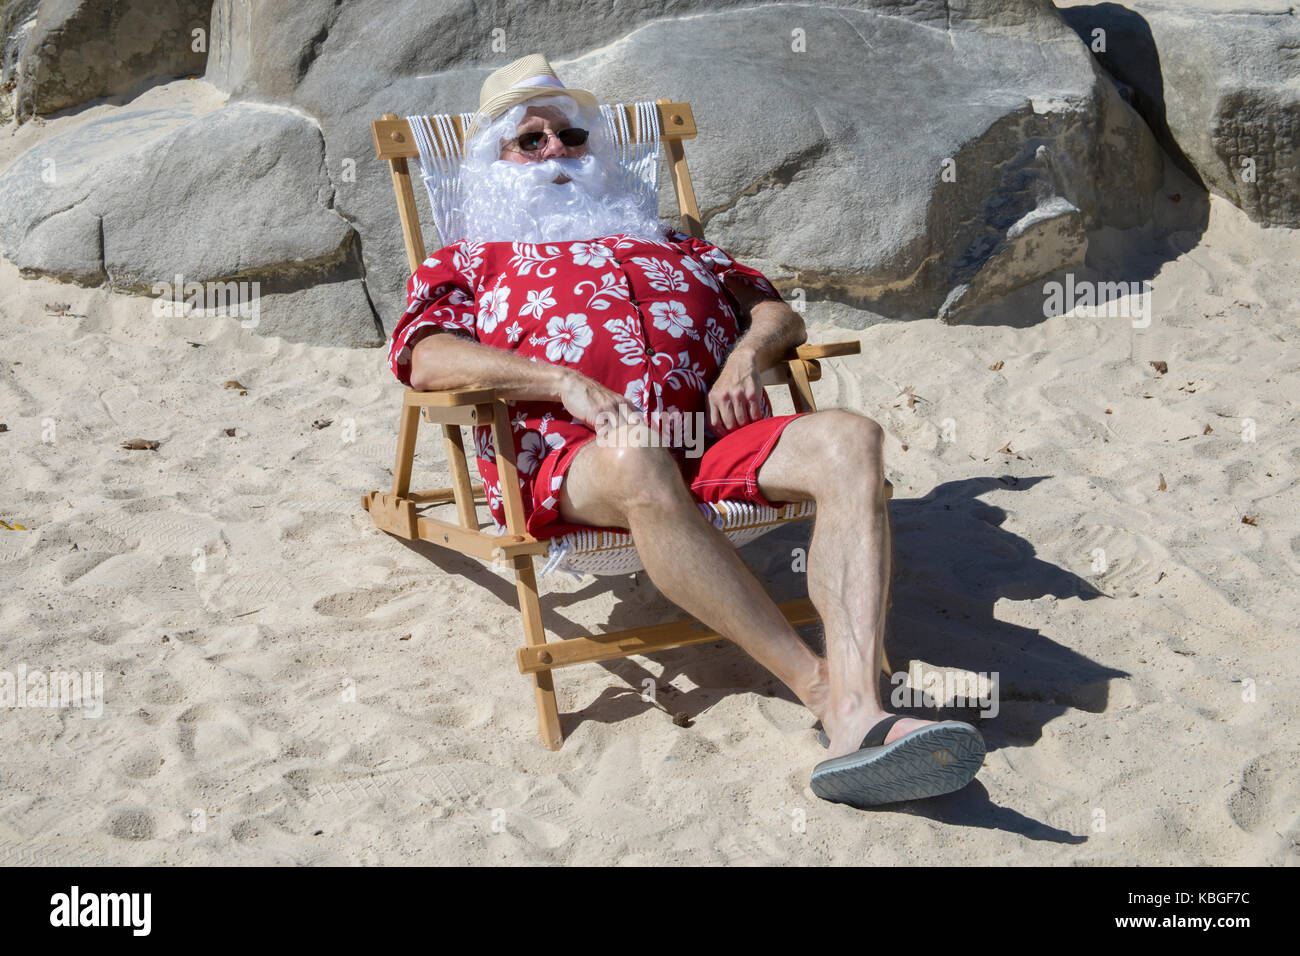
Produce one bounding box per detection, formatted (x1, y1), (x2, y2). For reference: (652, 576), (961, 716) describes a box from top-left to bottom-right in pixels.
(819, 409), (885, 490)
(561, 440), (688, 526)
(606, 444), (690, 514)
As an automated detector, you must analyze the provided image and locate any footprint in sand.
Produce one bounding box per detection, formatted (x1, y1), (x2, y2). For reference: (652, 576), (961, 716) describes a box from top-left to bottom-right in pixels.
(1227, 749), (1300, 835)
(104, 805), (157, 842)
(312, 585), (414, 619)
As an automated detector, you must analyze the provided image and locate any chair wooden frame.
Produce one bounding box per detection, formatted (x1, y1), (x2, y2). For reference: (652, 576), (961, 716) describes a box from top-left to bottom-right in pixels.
(363, 100), (890, 750)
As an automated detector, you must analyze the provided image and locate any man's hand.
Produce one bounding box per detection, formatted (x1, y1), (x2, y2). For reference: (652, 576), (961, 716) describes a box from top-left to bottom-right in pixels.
(557, 368), (643, 435)
(708, 346), (764, 437)
(709, 280), (807, 436)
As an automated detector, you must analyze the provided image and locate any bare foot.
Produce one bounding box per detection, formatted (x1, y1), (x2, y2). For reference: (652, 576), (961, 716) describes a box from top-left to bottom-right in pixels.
(823, 711), (937, 759)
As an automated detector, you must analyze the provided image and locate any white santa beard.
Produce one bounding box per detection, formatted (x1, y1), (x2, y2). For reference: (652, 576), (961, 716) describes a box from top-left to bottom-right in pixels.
(459, 153), (667, 244)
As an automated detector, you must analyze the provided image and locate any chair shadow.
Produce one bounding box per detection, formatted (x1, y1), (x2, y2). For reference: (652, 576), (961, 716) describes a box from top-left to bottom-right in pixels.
(394, 474), (1121, 842)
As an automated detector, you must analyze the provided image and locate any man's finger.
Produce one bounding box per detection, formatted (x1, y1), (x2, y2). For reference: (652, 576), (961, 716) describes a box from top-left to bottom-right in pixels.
(724, 390), (752, 430)
(716, 394), (738, 434)
(707, 392), (724, 434)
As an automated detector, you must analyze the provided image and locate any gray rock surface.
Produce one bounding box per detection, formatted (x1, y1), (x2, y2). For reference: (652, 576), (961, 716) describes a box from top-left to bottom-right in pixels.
(2, 0), (1192, 341)
(1, 0), (40, 85)
(0, 98), (381, 344)
(268, 0), (1165, 324)
(13, 0), (212, 120)
(1058, 0), (1300, 228)
(1, 0), (41, 122)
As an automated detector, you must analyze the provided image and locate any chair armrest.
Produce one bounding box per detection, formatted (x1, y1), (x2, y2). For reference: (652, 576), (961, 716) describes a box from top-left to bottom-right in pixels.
(402, 385), (499, 407)
(759, 340), (859, 387)
(792, 341), (860, 360)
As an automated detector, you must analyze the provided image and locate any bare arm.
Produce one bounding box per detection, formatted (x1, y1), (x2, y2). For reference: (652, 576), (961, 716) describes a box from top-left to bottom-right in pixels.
(408, 331), (638, 430)
(707, 277), (808, 435)
(409, 329), (562, 398)
(724, 275), (808, 371)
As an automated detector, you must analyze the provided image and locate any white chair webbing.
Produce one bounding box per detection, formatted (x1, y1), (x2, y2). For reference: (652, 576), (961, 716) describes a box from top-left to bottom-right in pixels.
(598, 101), (662, 219)
(539, 499), (816, 579)
(406, 111), (477, 247)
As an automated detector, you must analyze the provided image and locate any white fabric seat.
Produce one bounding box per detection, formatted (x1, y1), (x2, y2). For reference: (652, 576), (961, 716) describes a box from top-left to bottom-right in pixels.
(539, 498), (815, 578)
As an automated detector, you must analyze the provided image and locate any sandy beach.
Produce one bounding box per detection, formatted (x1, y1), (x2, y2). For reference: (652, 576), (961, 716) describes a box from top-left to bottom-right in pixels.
(2, 81), (1296, 864)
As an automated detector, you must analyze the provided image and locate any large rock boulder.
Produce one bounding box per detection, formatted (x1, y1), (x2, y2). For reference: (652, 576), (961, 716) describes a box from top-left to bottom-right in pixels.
(0, 0), (41, 122)
(1058, 0), (1300, 228)
(219, 0), (1163, 324)
(1, 0), (40, 84)
(1, 0), (1177, 341)
(204, 0), (1079, 106)
(0, 95), (381, 345)
(12, 0), (213, 120)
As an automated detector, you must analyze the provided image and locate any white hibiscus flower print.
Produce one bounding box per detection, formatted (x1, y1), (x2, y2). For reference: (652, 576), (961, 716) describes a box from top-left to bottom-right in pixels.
(649, 300), (694, 338)
(682, 256), (721, 292)
(452, 241), (485, 276)
(704, 315), (729, 362)
(433, 304), (474, 334)
(473, 425), (496, 461)
(517, 429), (566, 475)
(664, 349), (709, 392)
(603, 315), (648, 366)
(505, 320), (523, 343)
(544, 313), (593, 364)
(574, 272), (632, 311)
(570, 241), (615, 267)
(404, 278), (430, 313)
(633, 257), (689, 292)
(699, 246), (734, 269)
(510, 243), (563, 278)
(521, 286), (556, 320)
(623, 375), (662, 414)
(613, 234), (675, 252)
(478, 284), (510, 334)
(518, 431), (546, 475)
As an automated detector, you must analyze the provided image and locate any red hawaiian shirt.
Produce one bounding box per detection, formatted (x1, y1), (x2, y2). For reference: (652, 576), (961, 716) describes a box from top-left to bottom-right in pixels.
(387, 228), (784, 539)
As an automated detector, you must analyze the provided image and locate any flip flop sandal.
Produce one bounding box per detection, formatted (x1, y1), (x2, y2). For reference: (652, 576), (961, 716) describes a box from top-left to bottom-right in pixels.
(810, 714), (986, 807)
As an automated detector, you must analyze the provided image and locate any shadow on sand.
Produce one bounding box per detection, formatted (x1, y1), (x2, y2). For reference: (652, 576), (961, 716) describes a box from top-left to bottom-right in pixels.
(396, 472), (1124, 841)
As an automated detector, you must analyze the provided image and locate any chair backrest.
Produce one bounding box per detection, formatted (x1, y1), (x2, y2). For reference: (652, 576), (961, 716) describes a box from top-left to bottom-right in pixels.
(371, 99), (704, 274)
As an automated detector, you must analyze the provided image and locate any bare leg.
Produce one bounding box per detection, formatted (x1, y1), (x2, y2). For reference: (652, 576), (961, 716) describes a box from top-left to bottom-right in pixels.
(755, 409), (936, 757)
(558, 430), (829, 716)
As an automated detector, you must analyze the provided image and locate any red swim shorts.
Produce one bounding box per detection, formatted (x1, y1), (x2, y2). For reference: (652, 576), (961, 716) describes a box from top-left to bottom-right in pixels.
(527, 412), (811, 540)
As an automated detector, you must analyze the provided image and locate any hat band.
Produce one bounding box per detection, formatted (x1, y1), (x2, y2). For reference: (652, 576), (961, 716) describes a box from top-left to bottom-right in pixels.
(511, 75), (565, 90)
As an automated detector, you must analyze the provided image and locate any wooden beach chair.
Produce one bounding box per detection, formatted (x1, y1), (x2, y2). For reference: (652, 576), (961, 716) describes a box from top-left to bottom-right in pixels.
(363, 99), (893, 749)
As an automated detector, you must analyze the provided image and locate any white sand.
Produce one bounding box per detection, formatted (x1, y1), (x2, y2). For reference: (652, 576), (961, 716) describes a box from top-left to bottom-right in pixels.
(2, 99), (1297, 863)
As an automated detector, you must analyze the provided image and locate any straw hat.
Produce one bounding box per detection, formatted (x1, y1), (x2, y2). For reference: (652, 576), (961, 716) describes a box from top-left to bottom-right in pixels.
(465, 54), (598, 142)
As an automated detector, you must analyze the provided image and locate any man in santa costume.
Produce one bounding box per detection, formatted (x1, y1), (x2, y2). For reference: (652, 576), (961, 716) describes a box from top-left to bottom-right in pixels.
(387, 54), (985, 807)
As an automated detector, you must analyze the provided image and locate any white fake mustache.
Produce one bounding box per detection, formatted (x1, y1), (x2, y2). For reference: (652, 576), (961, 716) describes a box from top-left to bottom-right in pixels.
(496, 154), (608, 189)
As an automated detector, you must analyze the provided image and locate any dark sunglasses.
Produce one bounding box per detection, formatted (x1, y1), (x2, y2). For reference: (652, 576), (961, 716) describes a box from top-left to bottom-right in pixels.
(511, 127), (589, 152)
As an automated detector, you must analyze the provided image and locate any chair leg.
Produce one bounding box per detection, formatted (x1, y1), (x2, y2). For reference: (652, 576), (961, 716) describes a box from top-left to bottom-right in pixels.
(515, 556), (563, 750)
(392, 401), (420, 497)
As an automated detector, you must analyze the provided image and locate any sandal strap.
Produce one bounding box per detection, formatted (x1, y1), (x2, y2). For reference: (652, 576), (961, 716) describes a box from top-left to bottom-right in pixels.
(862, 714), (908, 749)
